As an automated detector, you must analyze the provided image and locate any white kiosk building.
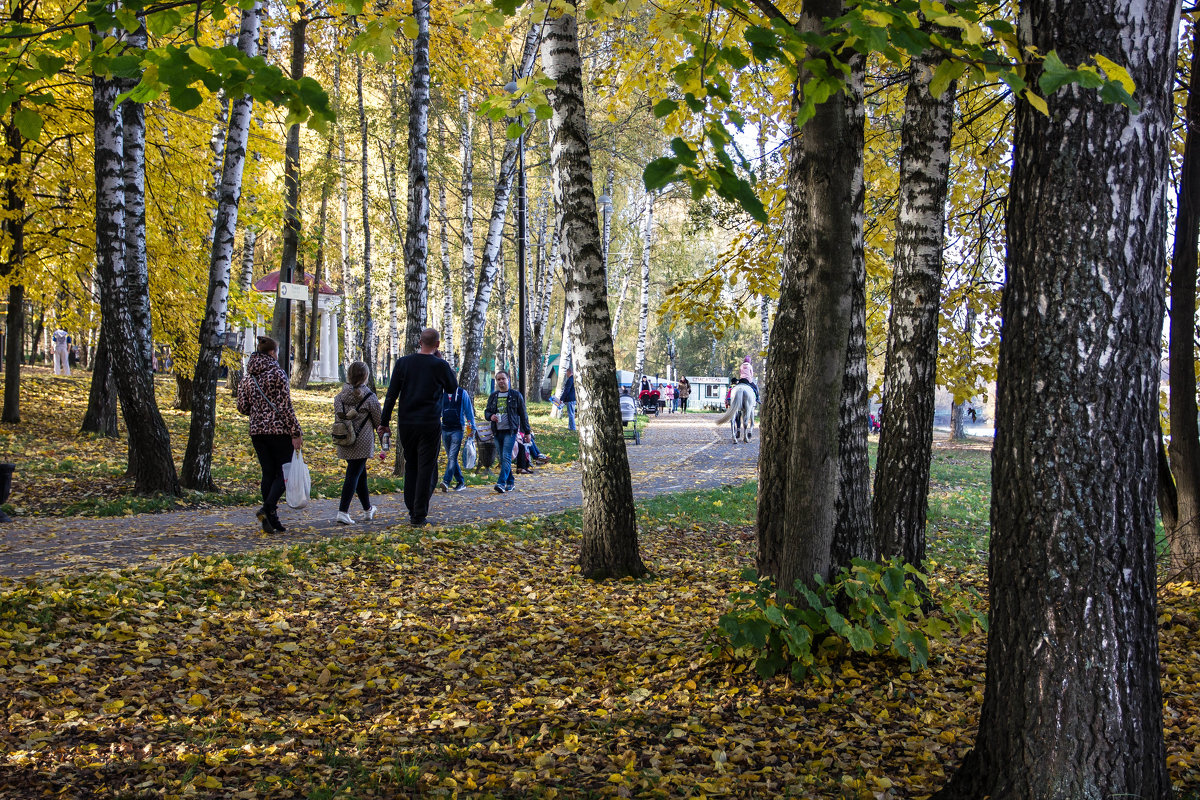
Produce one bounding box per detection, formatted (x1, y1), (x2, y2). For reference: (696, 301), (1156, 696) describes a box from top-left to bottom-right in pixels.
(247, 271), (342, 382)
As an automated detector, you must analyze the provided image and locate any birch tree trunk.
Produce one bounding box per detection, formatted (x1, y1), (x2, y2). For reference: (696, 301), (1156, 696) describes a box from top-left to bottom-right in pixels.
(438, 117), (455, 365)
(122, 24), (152, 377)
(1163, 19), (1200, 585)
(182, 0), (262, 491)
(872, 39), (957, 571)
(403, 0), (431, 355)
(460, 89), (475, 353)
(542, 11), (644, 579)
(611, 251), (632, 339)
(756, 0), (859, 592)
(831, 57), (874, 569)
(336, 56), (357, 368)
(93, 67), (180, 495)
(356, 54), (375, 370)
(458, 26), (540, 395)
(81, 330), (118, 436)
(386, 62), (400, 365)
(229, 195), (258, 396)
(633, 194), (653, 386)
(933, 0), (1175, 793)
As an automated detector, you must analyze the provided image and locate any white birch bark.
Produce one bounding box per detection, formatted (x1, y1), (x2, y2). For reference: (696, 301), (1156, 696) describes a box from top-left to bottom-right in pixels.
(633, 192), (654, 385)
(438, 117), (455, 366)
(541, 11), (643, 578)
(356, 54), (375, 371)
(457, 26), (541, 394)
(403, 0), (431, 355)
(460, 89), (475, 342)
(336, 56), (357, 366)
(611, 250), (632, 339)
(183, 1), (263, 490)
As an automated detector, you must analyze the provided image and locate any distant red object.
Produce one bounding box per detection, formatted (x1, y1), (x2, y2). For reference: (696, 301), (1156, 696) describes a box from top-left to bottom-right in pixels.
(253, 270), (339, 295)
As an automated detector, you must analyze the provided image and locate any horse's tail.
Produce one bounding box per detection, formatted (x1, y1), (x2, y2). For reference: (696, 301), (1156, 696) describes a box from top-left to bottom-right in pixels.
(715, 403), (737, 426)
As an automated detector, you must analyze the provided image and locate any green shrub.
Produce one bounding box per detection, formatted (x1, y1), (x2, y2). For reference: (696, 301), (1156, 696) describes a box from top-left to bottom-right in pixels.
(716, 558), (987, 680)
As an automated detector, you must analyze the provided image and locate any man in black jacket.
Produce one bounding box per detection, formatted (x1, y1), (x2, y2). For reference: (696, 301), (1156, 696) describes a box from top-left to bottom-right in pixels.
(379, 328), (458, 526)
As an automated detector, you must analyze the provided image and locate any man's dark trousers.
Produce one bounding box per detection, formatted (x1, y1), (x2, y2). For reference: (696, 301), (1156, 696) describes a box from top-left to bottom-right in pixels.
(398, 423), (442, 523)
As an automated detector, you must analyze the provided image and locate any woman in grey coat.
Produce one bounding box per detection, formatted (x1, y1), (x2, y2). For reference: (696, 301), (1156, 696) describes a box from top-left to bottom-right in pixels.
(334, 361), (383, 524)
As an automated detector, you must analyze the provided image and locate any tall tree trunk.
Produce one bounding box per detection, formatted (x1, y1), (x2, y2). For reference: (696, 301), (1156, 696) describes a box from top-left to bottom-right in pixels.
(438, 117), (455, 365)
(80, 330), (118, 436)
(934, 0), (1175, 795)
(1164, 20), (1200, 585)
(122, 24), (152, 377)
(460, 88), (476, 364)
(173, 373), (193, 412)
(529, 197), (553, 399)
(272, 15), (306, 371)
(542, 11), (644, 580)
(356, 54), (376, 371)
(872, 41), (957, 570)
(1, 95), (26, 424)
(93, 67), (180, 496)
(949, 303), (977, 441)
(831, 57), (873, 570)
(182, 1), (263, 491)
(229, 200), (258, 396)
(458, 26), (541, 395)
(335, 56), (357, 369)
(610, 251), (632, 339)
(633, 193), (653, 386)
(403, 0), (431, 355)
(756, 0), (859, 593)
(385, 60), (401, 365)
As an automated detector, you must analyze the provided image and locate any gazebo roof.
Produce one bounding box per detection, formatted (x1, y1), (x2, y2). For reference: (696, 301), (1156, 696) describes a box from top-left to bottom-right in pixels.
(253, 270), (339, 295)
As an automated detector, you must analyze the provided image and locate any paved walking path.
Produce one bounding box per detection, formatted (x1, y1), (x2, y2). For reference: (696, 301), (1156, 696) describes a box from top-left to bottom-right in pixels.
(0, 414), (758, 580)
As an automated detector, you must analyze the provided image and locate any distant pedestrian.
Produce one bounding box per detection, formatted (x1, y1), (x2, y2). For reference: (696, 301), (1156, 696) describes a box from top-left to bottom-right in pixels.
(51, 328), (70, 376)
(559, 367), (577, 431)
(663, 382), (675, 413)
(439, 385), (476, 492)
(378, 328), (459, 527)
(333, 361), (383, 525)
(485, 370), (531, 493)
(678, 377), (690, 412)
(237, 336), (304, 533)
(68, 345), (78, 369)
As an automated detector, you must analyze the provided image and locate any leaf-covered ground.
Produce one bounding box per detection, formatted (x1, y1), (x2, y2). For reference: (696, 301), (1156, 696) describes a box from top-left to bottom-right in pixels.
(2, 471), (1199, 799)
(0, 369), (578, 517)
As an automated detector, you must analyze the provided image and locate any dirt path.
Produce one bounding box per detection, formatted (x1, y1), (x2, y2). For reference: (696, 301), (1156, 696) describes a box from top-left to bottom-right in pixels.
(0, 413), (758, 579)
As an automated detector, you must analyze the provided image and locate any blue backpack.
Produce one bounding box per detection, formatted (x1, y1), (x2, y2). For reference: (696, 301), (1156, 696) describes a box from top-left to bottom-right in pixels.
(442, 389), (463, 429)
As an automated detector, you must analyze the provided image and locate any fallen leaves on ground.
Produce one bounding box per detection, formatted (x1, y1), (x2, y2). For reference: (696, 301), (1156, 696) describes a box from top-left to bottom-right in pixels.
(2, 507), (1198, 799)
(0, 369), (577, 517)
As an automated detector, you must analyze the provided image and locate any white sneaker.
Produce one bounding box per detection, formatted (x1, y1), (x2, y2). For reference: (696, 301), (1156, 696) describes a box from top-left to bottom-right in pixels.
(365, 505), (377, 521)
(336, 511), (355, 525)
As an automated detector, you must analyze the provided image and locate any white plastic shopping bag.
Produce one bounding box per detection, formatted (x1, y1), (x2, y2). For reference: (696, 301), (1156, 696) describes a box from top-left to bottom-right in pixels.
(462, 437), (478, 470)
(285, 450), (311, 509)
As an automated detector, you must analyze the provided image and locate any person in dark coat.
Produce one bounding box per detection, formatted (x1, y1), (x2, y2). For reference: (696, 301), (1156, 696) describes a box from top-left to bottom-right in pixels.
(559, 367), (577, 431)
(378, 328), (458, 526)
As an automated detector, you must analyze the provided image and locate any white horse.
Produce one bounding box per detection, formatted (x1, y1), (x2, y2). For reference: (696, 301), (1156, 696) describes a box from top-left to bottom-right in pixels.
(716, 383), (757, 443)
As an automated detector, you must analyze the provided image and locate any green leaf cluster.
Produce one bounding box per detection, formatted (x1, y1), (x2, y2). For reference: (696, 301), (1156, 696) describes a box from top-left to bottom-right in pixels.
(716, 559), (987, 681)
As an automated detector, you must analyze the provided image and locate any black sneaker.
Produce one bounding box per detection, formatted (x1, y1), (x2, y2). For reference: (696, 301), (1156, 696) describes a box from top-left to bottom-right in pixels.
(266, 512), (286, 533)
(438, 481), (449, 493)
(494, 484), (504, 493)
(255, 507), (273, 534)
(411, 517), (428, 527)
(453, 483), (466, 492)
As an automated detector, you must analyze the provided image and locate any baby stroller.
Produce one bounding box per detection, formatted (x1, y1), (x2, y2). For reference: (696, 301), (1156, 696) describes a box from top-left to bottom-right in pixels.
(638, 389), (660, 416)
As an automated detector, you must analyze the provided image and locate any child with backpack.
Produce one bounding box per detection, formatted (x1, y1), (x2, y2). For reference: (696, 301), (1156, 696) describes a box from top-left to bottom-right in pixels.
(332, 361), (383, 524)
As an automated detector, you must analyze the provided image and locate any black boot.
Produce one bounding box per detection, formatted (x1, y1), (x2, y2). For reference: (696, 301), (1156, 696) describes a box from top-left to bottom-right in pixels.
(256, 507), (274, 533)
(266, 511), (286, 533)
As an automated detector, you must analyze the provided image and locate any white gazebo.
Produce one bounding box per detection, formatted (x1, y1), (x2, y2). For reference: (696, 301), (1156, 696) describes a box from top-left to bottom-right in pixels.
(247, 271), (342, 381)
